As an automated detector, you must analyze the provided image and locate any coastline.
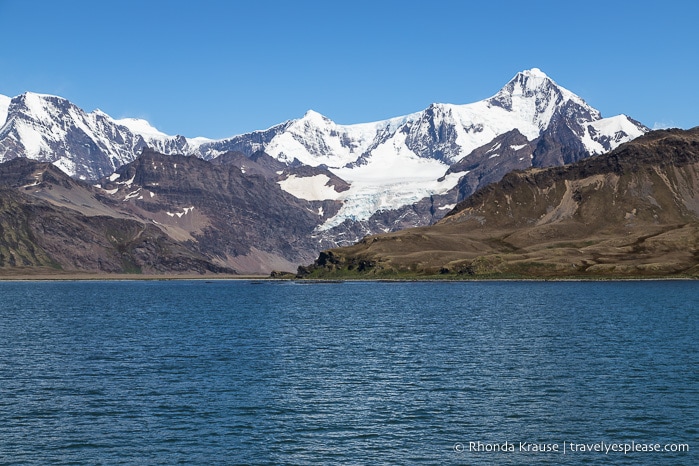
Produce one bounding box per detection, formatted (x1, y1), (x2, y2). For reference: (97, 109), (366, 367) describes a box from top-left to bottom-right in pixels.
(0, 271), (696, 282)
(0, 272), (267, 281)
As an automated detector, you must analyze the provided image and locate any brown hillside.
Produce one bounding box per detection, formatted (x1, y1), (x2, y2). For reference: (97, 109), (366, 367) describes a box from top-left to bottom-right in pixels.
(301, 128), (699, 278)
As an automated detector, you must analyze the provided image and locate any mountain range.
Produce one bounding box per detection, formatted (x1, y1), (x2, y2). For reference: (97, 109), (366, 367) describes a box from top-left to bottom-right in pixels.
(0, 69), (652, 274)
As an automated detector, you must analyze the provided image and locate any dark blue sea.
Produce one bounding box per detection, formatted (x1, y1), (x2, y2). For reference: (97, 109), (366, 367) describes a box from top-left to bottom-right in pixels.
(0, 280), (696, 465)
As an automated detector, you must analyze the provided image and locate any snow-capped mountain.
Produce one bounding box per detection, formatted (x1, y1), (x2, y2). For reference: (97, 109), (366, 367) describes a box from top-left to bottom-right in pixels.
(0, 68), (648, 238)
(242, 68), (645, 167)
(0, 92), (189, 179)
(234, 68), (647, 232)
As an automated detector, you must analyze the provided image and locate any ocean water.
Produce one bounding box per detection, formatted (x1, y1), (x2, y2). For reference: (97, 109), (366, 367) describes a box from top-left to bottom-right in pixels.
(0, 280), (696, 465)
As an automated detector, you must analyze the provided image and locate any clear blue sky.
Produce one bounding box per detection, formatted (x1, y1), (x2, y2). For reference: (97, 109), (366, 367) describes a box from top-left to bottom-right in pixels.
(1, 0), (696, 138)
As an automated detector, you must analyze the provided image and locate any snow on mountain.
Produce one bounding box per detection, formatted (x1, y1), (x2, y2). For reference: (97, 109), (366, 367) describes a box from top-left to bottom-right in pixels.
(114, 117), (216, 155)
(0, 93), (149, 179)
(277, 173), (345, 201)
(486, 68), (597, 135)
(114, 117), (169, 139)
(0, 69), (648, 231)
(583, 114), (647, 153)
(322, 128), (461, 230)
(0, 93), (203, 179)
(236, 66), (612, 172)
(0, 94), (10, 127)
(261, 109), (418, 168)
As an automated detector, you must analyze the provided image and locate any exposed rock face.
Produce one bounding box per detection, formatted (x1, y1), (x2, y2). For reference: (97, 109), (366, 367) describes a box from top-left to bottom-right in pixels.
(0, 159), (232, 274)
(301, 128), (699, 278)
(448, 129), (535, 200)
(96, 149), (342, 273)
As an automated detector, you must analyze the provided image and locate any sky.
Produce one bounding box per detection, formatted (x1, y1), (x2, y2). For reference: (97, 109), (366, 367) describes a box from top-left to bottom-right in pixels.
(0, 0), (697, 139)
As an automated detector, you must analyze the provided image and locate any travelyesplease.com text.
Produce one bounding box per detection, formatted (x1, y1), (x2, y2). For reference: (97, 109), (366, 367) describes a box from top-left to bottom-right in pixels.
(453, 440), (690, 455)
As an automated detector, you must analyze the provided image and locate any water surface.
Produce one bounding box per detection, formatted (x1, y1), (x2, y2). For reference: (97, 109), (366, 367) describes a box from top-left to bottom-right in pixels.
(0, 280), (696, 464)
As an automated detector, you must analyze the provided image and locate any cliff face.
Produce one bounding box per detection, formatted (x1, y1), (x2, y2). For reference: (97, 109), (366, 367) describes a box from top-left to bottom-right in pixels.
(301, 128), (699, 278)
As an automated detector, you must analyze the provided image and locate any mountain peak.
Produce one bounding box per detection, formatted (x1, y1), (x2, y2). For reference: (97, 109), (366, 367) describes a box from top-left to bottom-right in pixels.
(9, 92), (73, 123)
(14, 91), (69, 109)
(114, 117), (168, 138)
(486, 68), (598, 126)
(18, 91), (55, 99)
(301, 109), (331, 124)
(521, 67), (548, 79)
(508, 67), (558, 94)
